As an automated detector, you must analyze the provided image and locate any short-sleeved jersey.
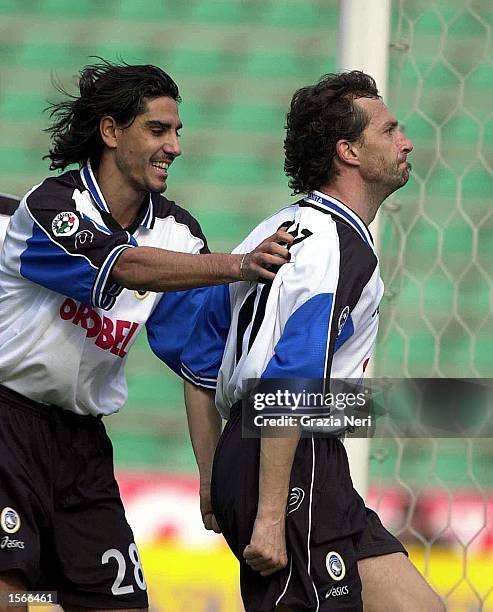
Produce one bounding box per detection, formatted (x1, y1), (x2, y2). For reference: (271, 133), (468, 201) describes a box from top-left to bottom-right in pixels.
(0, 162), (209, 416)
(181, 191), (383, 419)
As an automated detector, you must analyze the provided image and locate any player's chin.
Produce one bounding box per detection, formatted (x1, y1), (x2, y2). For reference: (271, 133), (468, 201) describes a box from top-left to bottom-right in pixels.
(148, 179), (168, 194)
(399, 172), (409, 185)
(397, 165), (411, 185)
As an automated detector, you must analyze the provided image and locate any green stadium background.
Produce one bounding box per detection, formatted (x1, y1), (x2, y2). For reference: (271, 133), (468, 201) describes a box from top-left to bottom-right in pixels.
(1, 0), (492, 610)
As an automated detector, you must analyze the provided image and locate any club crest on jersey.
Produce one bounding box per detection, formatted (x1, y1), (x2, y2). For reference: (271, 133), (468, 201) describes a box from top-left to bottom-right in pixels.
(326, 551), (345, 581)
(52, 211), (79, 237)
(338, 306), (350, 333)
(0, 507), (21, 534)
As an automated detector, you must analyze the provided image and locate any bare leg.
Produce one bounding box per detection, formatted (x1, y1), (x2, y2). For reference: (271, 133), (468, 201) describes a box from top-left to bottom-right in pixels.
(358, 552), (445, 612)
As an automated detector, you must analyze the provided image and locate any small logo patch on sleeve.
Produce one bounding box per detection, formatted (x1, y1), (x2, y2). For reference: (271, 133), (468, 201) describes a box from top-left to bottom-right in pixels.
(52, 211), (80, 237)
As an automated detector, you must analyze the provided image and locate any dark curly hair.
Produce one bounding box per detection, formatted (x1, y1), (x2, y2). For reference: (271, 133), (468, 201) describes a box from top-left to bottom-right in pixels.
(44, 58), (181, 171)
(284, 71), (380, 194)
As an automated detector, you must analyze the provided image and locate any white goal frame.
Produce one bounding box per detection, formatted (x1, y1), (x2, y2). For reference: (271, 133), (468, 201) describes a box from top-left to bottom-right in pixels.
(337, 0), (392, 500)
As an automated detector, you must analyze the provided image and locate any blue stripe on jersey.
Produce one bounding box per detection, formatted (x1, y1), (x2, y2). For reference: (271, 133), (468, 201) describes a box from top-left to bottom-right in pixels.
(81, 213), (112, 235)
(305, 192), (372, 247)
(20, 223), (96, 304)
(180, 284), (231, 387)
(147, 287), (211, 377)
(82, 165), (111, 214)
(334, 314), (354, 352)
(262, 292), (334, 379)
(322, 200), (369, 246)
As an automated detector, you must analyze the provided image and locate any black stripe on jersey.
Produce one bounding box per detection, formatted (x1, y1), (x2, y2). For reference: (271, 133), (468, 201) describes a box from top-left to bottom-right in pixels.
(0, 193), (20, 215)
(236, 289), (258, 365)
(248, 283), (272, 351)
(99, 196), (149, 235)
(324, 221), (378, 379)
(238, 219), (314, 360)
(153, 195), (210, 254)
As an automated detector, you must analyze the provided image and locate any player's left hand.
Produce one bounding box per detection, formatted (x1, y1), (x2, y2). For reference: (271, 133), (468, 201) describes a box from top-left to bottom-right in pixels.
(240, 230), (293, 282)
(243, 515), (288, 576)
(200, 481), (221, 533)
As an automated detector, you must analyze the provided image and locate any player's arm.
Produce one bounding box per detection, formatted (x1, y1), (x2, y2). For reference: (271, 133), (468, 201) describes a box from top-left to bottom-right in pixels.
(184, 381), (222, 533)
(14, 190), (292, 310)
(111, 230), (293, 291)
(244, 231), (345, 575)
(243, 423), (301, 576)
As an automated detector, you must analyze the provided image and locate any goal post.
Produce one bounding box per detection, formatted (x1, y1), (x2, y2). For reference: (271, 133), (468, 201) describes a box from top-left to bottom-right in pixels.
(338, 1), (493, 609)
(337, 0), (392, 501)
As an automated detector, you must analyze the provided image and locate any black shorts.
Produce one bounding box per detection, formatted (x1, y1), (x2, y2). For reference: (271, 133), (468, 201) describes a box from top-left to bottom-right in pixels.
(0, 384), (148, 609)
(211, 405), (406, 612)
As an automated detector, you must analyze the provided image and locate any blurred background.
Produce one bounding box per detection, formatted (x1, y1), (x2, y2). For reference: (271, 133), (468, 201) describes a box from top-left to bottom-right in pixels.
(1, 0), (492, 609)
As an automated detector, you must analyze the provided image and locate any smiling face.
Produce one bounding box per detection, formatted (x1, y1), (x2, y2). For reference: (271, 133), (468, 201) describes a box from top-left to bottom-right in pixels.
(112, 96), (182, 195)
(354, 97), (413, 195)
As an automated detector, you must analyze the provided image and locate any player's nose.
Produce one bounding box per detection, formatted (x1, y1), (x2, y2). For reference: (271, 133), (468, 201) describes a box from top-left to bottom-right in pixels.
(401, 133), (413, 154)
(164, 133), (181, 158)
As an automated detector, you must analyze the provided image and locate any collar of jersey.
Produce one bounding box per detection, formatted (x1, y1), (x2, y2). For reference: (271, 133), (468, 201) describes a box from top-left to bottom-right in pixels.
(304, 190), (374, 249)
(80, 160), (155, 230)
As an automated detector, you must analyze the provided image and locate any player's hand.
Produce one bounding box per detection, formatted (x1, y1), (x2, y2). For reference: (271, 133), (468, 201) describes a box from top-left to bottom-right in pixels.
(199, 481), (221, 533)
(240, 230), (293, 282)
(243, 514), (288, 576)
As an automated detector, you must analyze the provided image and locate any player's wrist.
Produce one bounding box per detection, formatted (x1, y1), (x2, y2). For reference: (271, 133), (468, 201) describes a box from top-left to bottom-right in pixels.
(229, 253), (244, 281)
(255, 507), (286, 523)
(199, 473), (212, 485)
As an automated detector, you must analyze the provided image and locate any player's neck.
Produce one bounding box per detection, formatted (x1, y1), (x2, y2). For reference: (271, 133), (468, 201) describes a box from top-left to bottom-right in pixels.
(318, 181), (382, 226)
(94, 159), (143, 229)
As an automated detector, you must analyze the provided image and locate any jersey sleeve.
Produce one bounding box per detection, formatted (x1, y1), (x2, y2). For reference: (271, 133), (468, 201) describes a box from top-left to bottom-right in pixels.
(146, 286), (211, 377)
(180, 283), (231, 389)
(16, 184), (136, 310)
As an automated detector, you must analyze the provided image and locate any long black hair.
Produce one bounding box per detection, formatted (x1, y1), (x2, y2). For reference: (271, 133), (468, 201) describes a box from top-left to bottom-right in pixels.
(284, 71), (380, 194)
(44, 58), (181, 171)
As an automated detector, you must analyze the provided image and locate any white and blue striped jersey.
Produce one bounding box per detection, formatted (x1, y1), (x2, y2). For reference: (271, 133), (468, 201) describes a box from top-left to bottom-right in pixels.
(181, 191), (383, 419)
(0, 163), (209, 416)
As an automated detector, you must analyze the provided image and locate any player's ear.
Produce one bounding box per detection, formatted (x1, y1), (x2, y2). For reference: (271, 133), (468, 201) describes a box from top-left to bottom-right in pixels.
(100, 116), (119, 149)
(335, 139), (360, 168)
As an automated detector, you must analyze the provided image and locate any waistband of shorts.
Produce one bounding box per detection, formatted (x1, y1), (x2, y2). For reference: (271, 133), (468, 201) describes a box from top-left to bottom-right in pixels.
(230, 401), (242, 419)
(0, 383), (103, 425)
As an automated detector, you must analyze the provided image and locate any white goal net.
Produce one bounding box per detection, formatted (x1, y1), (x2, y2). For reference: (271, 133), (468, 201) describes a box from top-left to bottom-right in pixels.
(372, 1), (493, 609)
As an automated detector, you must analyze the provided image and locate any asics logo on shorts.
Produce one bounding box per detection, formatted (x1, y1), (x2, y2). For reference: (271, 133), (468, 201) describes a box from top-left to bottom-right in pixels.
(325, 585), (349, 598)
(1, 535), (25, 549)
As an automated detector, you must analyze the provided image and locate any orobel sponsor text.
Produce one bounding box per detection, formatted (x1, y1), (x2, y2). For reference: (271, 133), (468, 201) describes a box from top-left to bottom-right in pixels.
(60, 298), (139, 358)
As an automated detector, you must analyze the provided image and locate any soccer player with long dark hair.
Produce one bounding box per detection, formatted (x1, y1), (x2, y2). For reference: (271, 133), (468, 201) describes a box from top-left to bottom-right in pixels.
(0, 59), (290, 611)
